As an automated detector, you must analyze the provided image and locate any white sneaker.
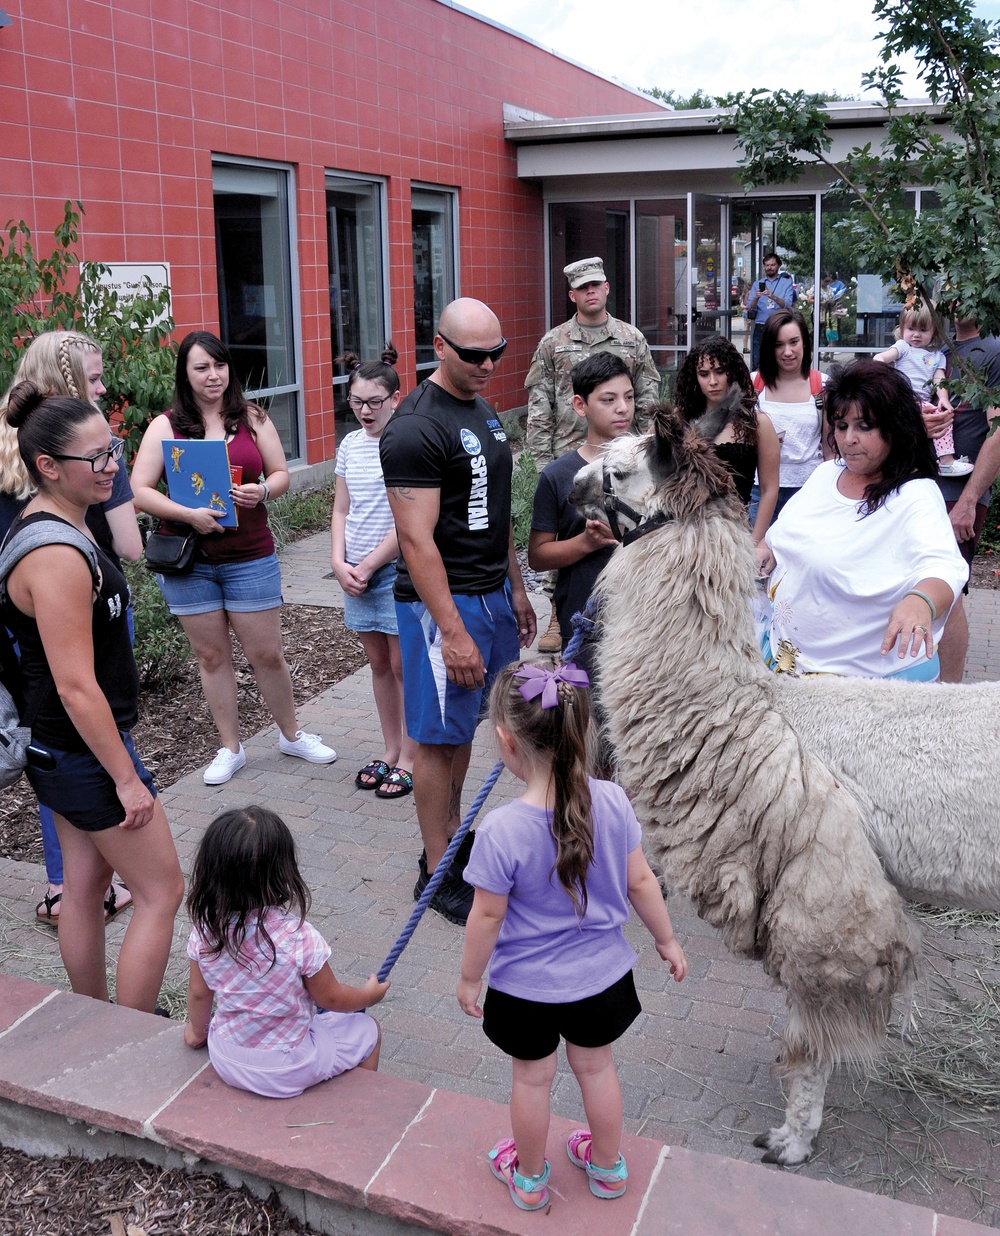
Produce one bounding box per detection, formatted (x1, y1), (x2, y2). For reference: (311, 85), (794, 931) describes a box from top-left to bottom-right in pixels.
(203, 745), (246, 785)
(279, 730), (337, 764)
(939, 458), (974, 476)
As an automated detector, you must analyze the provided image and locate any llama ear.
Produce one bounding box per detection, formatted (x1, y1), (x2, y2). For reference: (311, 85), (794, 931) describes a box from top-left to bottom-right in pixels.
(693, 385), (742, 443)
(649, 403), (682, 481)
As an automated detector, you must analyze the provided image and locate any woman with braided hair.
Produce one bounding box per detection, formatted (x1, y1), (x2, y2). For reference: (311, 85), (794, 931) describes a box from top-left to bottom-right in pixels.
(0, 330), (142, 924)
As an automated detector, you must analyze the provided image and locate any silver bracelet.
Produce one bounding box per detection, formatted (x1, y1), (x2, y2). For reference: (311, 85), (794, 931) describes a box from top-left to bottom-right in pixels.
(904, 588), (937, 621)
(261, 481), (271, 503)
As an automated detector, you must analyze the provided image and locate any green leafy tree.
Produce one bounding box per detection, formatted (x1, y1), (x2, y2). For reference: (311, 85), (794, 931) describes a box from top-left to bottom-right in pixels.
(0, 201), (176, 458)
(719, 0), (1000, 401)
(642, 86), (851, 110)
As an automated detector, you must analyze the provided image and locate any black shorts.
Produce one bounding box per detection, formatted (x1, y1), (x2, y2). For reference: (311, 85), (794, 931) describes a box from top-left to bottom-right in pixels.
(26, 732), (157, 832)
(482, 970), (641, 1061)
(944, 499), (987, 596)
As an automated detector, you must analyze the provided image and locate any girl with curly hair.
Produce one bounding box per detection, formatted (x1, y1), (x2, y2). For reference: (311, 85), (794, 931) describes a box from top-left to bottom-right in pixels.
(674, 335), (780, 542)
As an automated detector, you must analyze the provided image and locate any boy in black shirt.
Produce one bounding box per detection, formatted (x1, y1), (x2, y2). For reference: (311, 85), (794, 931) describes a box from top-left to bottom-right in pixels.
(528, 352), (635, 651)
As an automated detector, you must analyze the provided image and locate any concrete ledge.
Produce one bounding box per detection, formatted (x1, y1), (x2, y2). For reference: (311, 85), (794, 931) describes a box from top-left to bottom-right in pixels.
(0, 975), (995, 1235)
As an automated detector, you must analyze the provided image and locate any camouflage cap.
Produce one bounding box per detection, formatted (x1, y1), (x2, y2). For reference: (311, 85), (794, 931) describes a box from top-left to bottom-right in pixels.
(564, 257), (607, 288)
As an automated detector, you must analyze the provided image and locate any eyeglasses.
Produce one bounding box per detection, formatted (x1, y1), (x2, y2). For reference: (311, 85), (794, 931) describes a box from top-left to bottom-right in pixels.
(50, 438), (125, 473)
(438, 332), (508, 366)
(347, 395), (390, 412)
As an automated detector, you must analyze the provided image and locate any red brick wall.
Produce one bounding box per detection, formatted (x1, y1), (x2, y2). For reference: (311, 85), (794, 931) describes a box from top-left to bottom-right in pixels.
(0, 0), (660, 461)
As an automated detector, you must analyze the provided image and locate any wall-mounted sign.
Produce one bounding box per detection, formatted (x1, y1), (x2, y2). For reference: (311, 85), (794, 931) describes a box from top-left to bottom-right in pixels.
(81, 262), (171, 324)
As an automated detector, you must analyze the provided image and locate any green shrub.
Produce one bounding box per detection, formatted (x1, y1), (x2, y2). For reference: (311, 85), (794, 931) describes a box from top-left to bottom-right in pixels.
(510, 451), (538, 550)
(979, 486), (1000, 555)
(124, 560), (189, 689)
(0, 201), (176, 460)
(500, 410), (524, 445)
(268, 481), (334, 554)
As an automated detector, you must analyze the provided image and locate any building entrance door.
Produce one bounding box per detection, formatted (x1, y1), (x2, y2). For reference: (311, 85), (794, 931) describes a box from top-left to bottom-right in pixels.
(691, 195), (729, 346)
(730, 195), (819, 366)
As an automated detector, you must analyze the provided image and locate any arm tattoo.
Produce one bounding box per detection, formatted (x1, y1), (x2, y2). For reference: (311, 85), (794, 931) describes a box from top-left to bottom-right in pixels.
(386, 486), (415, 502)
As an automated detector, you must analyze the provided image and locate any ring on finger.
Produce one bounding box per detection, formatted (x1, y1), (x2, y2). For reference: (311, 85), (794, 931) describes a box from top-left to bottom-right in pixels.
(914, 624), (928, 634)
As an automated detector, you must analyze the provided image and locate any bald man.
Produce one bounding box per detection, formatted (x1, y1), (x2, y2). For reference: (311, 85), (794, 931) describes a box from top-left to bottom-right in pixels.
(380, 299), (536, 925)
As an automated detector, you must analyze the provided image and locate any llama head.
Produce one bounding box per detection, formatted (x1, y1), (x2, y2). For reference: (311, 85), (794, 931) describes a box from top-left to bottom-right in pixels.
(569, 402), (737, 537)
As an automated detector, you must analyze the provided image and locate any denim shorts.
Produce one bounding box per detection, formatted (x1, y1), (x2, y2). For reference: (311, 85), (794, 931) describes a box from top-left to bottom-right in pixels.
(157, 553), (283, 616)
(342, 562), (398, 635)
(26, 732), (157, 832)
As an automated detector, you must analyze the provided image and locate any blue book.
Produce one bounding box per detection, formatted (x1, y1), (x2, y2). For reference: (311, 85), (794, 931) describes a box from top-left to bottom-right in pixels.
(161, 439), (239, 528)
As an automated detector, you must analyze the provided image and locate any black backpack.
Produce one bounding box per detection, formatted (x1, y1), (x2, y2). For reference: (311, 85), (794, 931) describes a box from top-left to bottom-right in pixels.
(0, 519), (100, 788)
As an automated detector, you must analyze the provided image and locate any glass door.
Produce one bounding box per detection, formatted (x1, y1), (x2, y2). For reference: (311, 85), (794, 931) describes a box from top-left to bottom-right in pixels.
(691, 195), (728, 346)
(730, 195), (819, 368)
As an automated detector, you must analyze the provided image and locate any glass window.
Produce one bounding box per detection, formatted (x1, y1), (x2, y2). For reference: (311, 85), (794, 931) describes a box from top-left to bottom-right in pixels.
(412, 186), (457, 374)
(818, 190), (909, 357)
(213, 161), (300, 458)
(548, 201), (630, 326)
(636, 199), (687, 363)
(327, 175), (388, 436)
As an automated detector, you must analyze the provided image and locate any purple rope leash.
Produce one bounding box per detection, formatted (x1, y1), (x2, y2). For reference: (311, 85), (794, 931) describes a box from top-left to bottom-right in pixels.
(377, 758), (505, 982)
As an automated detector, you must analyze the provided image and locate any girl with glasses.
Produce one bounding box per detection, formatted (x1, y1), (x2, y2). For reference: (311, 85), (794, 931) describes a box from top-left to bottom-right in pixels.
(331, 345), (417, 799)
(0, 330), (142, 927)
(1, 381), (183, 1011)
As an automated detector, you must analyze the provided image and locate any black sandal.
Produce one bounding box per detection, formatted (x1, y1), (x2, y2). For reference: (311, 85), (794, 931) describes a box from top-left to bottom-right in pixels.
(104, 885), (134, 923)
(355, 759), (390, 790)
(36, 891), (61, 923)
(375, 767), (413, 799)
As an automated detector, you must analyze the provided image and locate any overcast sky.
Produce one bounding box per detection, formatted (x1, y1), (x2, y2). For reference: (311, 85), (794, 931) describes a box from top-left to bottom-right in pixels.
(461, 0), (1000, 103)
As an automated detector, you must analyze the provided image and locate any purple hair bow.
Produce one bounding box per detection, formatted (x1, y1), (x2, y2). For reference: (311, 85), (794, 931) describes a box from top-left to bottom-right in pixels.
(514, 662), (590, 709)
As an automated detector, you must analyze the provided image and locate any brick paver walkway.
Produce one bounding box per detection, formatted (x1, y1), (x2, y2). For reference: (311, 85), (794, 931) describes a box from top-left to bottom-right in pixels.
(2, 530), (998, 1228)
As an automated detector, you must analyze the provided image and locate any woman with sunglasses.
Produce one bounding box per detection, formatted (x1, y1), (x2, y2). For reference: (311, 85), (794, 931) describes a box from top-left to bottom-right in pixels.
(0, 329), (141, 927)
(330, 344), (417, 799)
(131, 331), (336, 784)
(1, 381), (183, 1012)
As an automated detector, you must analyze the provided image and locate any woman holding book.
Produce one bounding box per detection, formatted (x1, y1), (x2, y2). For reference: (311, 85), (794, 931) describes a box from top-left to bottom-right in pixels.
(132, 331), (336, 785)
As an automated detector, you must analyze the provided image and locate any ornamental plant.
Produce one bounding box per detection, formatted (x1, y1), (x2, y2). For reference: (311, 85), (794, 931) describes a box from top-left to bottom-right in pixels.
(0, 200), (176, 459)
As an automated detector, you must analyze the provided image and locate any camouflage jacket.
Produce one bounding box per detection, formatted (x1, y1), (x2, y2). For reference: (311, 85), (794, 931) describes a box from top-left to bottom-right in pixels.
(524, 314), (661, 465)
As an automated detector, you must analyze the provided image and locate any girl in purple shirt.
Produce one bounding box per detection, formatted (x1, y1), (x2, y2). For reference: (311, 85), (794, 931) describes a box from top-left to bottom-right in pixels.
(458, 662), (687, 1211)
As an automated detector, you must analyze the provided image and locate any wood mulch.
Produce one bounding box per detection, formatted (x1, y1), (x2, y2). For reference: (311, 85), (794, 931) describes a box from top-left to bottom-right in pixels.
(0, 1145), (310, 1235)
(970, 549), (1000, 588)
(0, 604), (366, 863)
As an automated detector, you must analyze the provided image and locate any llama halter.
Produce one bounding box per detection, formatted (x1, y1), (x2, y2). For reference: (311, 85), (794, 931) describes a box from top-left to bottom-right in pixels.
(600, 460), (674, 546)
(514, 662), (589, 708)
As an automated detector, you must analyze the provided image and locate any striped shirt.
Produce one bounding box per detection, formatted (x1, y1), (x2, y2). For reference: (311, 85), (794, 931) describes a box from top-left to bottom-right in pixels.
(335, 429), (395, 564)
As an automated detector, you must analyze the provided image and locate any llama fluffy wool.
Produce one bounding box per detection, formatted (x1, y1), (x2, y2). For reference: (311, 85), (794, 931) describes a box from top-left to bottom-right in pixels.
(571, 414), (1000, 1163)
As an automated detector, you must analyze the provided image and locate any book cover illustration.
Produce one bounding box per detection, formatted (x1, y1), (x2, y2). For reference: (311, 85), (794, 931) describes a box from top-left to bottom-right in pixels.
(162, 439), (239, 528)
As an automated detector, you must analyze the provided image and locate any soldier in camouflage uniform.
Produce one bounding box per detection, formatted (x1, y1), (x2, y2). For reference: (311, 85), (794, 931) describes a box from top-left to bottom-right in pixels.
(525, 257), (661, 650)
(525, 257), (661, 467)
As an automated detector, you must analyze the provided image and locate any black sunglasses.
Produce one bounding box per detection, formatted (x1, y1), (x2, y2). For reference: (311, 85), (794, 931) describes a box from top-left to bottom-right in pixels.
(438, 332), (507, 365)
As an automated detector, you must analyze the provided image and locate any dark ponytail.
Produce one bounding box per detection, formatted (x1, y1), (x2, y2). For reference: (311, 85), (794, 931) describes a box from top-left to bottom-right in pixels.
(6, 381), (101, 487)
(490, 662), (595, 916)
(337, 343), (400, 396)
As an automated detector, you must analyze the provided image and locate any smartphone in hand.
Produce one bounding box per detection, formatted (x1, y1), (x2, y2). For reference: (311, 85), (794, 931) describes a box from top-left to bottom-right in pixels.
(758, 280), (766, 291)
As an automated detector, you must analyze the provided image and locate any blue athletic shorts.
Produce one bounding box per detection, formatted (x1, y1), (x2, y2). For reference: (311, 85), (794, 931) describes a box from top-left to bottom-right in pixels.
(396, 584), (519, 745)
(156, 553), (283, 616)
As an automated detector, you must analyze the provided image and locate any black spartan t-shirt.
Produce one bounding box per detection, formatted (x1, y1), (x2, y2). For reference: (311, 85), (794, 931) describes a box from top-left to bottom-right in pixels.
(379, 379), (512, 603)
